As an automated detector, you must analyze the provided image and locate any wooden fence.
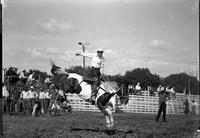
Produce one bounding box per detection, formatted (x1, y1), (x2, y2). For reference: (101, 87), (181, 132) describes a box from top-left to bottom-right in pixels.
(66, 91), (200, 114)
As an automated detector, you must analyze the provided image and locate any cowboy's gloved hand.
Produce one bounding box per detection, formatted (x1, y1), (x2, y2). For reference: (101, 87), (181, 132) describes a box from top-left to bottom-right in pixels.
(75, 53), (80, 56)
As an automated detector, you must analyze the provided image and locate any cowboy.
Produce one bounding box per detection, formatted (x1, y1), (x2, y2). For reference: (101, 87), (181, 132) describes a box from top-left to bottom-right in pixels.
(76, 48), (105, 102)
(155, 87), (170, 122)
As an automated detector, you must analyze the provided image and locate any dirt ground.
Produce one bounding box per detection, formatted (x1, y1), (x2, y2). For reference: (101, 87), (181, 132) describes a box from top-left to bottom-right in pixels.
(2, 111), (200, 138)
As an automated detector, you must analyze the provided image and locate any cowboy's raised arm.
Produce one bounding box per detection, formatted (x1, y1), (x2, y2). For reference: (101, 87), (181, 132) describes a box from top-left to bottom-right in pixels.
(75, 52), (94, 58)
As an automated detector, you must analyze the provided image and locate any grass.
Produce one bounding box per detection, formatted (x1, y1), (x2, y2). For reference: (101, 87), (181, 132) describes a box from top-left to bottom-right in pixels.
(2, 111), (200, 138)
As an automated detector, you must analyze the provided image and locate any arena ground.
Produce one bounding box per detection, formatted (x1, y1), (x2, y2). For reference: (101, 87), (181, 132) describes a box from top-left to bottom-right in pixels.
(2, 111), (200, 138)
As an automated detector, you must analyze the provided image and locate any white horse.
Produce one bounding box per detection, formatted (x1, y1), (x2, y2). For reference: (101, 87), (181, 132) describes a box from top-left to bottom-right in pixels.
(50, 60), (128, 128)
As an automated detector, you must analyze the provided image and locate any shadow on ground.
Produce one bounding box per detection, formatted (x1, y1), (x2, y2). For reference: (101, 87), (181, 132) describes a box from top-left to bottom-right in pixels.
(70, 127), (133, 135)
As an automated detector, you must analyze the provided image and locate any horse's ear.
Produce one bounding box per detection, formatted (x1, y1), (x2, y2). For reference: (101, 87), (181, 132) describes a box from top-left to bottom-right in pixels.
(49, 59), (54, 66)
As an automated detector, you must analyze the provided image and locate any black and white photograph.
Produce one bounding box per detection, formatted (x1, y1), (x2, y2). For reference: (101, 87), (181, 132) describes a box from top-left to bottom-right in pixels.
(2, 0), (199, 137)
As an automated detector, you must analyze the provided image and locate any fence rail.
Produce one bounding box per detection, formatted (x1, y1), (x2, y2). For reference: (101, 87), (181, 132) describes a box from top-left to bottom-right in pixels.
(66, 91), (200, 114)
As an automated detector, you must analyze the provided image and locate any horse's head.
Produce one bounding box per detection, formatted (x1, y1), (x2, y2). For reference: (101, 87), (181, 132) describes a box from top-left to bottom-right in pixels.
(118, 84), (129, 106)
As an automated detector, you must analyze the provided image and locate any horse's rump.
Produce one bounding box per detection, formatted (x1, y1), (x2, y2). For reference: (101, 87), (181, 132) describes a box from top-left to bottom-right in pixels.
(100, 81), (119, 93)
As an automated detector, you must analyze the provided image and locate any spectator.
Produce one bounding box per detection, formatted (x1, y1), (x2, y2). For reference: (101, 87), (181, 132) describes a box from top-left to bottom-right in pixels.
(166, 86), (170, 92)
(135, 83), (141, 95)
(171, 87), (176, 99)
(38, 88), (45, 111)
(44, 89), (51, 113)
(183, 99), (189, 115)
(27, 86), (38, 114)
(57, 89), (65, 107)
(128, 84), (134, 95)
(194, 100), (199, 115)
(149, 86), (155, 96)
(27, 72), (35, 82)
(157, 85), (162, 92)
(155, 87), (170, 122)
(191, 100), (196, 115)
(20, 87), (29, 114)
(44, 77), (50, 83)
(2, 83), (9, 113)
(19, 70), (27, 79)
(48, 84), (58, 114)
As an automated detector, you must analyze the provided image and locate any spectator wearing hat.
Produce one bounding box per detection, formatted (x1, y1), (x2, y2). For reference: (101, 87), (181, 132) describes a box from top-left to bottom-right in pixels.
(76, 48), (105, 104)
(155, 87), (170, 122)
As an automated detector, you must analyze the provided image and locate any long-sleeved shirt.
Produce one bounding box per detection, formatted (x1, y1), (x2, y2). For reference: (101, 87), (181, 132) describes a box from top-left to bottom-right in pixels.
(158, 91), (169, 105)
(80, 52), (105, 69)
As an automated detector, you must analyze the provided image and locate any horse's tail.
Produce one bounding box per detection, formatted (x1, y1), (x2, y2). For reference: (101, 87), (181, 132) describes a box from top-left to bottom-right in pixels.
(49, 59), (67, 76)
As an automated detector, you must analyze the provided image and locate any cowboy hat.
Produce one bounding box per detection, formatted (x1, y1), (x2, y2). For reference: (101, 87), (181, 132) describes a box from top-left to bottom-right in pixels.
(97, 48), (104, 52)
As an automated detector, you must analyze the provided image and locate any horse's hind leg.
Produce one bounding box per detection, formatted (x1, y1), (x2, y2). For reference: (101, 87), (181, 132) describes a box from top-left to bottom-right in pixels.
(104, 107), (114, 128)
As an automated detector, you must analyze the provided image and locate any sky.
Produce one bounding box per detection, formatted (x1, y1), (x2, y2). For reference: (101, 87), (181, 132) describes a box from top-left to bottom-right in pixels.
(2, 0), (199, 77)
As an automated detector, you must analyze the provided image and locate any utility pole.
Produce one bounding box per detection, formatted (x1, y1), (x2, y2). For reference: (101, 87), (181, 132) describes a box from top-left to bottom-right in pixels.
(78, 42), (90, 69)
(2, 68), (7, 83)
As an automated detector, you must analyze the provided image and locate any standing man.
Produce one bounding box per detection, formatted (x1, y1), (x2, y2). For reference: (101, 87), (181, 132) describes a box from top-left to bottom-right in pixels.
(2, 83), (9, 113)
(155, 87), (170, 122)
(76, 48), (105, 103)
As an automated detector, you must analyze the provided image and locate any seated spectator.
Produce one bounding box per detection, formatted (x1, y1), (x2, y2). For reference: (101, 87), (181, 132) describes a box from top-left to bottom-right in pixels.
(149, 86), (155, 96)
(27, 72), (35, 82)
(157, 85), (162, 92)
(19, 70), (27, 79)
(135, 83), (141, 95)
(171, 87), (176, 99)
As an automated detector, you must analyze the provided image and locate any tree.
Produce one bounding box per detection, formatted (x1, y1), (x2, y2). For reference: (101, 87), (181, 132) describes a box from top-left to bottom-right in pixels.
(123, 68), (161, 90)
(164, 73), (199, 94)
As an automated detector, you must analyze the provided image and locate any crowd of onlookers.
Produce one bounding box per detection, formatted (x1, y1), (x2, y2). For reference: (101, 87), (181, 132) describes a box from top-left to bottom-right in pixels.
(2, 82), (71, 116)
(2, 67), (71, 116)
(127, 83), (176, 98)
